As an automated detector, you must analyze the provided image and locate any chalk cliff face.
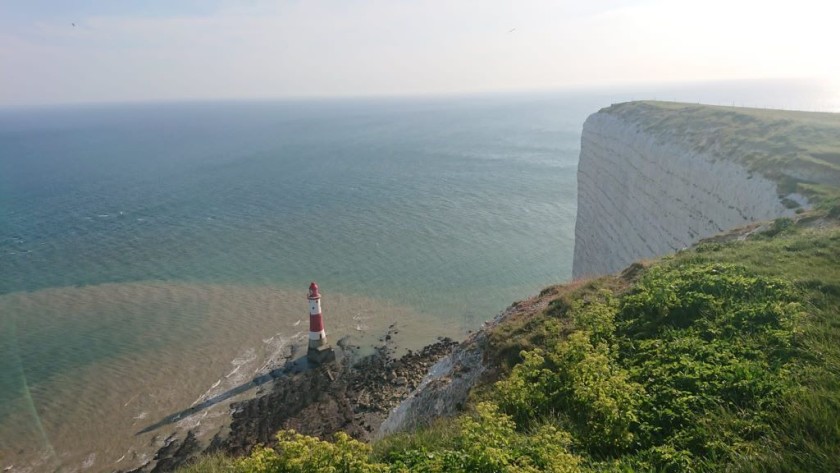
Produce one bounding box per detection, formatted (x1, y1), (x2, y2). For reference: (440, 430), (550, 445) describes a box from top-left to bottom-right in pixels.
(573, 104), (805, 278)
(382, 101), (835, 437)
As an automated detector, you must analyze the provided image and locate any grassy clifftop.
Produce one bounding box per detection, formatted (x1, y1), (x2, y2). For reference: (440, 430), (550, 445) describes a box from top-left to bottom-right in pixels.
(602, 101), (840, 204)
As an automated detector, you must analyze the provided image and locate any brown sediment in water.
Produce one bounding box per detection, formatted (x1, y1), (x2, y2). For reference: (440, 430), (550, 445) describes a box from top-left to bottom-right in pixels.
(0, 282), (461, 473)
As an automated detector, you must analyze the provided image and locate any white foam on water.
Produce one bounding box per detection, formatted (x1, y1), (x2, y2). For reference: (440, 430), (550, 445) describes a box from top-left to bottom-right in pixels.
(221, 347), (258, 387)
(231, 348), (257, 367)
(123, 394), (138, 407)
(224, 365), (241, 379)
(255, 332), (302, 374)
(192, 379), (222, 406)
(175, 410), (207, 430)
(353, 313), (371, 331)
(81, 453), (95, 470)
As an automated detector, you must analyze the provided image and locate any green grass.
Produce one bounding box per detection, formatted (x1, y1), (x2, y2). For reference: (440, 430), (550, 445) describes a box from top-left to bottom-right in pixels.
(176, 453), (235, 473)
(671, 220), (840, 472)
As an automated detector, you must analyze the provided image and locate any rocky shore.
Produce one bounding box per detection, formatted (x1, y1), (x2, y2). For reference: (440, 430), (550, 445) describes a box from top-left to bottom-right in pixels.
(126, 331), (458, 472)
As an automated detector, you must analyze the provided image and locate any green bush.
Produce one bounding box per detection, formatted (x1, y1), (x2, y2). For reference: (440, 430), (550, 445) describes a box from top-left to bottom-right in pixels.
(234, 431), (388, 473)
(495, 330), (642, 455)
(493, 262), (805, 470)
(386, 402), (582, 473)
(615, 263), (804, 468)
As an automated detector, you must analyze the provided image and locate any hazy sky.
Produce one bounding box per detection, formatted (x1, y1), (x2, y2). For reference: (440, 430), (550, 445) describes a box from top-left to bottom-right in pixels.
(1, 0), (838, 106)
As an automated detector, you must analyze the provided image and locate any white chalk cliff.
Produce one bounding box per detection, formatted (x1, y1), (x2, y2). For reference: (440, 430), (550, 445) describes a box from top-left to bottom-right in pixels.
(382, 101), (835, 436)
(572, 103), (806, 278)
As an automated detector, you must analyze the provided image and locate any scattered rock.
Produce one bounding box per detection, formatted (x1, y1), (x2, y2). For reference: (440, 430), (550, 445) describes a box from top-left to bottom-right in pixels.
(224, 338), (457, 454)
(134, 337), (458, 471)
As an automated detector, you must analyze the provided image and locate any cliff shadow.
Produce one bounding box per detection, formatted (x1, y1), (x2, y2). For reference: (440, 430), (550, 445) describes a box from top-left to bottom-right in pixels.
(135, 355), (316, 435)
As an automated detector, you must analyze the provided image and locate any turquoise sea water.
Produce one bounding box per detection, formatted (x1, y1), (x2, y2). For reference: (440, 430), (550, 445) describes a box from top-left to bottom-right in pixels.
(1, 93), (588, 469)
(1, 82), (837, 471)
(1, 95), (584, 310)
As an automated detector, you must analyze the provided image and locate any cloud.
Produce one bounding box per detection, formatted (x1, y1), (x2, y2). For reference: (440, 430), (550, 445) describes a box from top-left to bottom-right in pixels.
(1, 0), (838, 105)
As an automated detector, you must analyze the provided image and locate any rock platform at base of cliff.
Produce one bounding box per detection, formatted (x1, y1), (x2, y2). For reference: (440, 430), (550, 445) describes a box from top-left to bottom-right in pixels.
(126, 332), (457, 473)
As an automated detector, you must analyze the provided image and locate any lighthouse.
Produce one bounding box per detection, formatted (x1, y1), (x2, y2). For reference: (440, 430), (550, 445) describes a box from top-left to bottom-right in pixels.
(306, 281), (335, 364)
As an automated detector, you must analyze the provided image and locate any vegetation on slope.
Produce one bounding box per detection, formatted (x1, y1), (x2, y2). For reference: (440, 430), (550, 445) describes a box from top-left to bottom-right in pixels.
(180, 211), (840, 472)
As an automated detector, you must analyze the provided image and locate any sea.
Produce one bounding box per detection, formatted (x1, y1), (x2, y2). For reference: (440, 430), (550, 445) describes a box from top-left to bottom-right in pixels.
(1, 80), (838, 472)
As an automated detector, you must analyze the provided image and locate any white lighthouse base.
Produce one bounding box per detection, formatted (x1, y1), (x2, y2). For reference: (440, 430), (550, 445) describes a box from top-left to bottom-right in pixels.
(307, 344), (335, 365)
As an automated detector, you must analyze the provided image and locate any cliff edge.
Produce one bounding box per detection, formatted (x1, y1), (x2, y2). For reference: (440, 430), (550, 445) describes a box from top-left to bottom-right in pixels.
(573, 101), (840, 278)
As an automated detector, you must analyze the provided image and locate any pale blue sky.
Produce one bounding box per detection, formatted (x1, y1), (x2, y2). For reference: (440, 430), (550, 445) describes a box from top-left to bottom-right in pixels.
(1, 0), (838, 106)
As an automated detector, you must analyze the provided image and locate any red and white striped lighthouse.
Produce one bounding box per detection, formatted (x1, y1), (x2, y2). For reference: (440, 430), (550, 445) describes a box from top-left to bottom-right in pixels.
(308, 281), (327, 348)
(306, 281), (335, 364)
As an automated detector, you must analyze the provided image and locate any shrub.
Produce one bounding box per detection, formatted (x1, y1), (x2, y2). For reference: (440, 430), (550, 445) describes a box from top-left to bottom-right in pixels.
(235, 430), (388, 473)
(494, 262), (805, 469)
(386, 402), (581, 473)
(495, 330), (642, 454)
(615, 263), (804, 467)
